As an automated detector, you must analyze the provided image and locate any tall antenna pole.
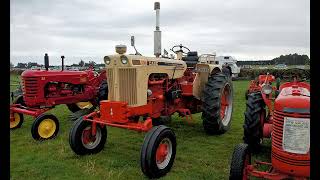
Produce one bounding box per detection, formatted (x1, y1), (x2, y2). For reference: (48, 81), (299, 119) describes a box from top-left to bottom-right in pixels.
(154, 2), (161, 57)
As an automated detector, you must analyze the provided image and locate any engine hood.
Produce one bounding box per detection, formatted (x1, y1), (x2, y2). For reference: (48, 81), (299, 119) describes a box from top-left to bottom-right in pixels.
(21, 70), (88, 77)
(274, 85), (310, 113)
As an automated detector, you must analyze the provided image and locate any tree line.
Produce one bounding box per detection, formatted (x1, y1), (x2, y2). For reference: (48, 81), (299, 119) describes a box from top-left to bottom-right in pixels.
(237, 53), (310, 66)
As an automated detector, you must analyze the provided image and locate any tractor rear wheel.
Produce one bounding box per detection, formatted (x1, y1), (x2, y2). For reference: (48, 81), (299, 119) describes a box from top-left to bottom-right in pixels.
(10, 113), (24, 129)
(97, 80), (108, 104)
(67, 102), (94, 113)
(202, 72), (233, 134)
(69, 80), (108, 121)
(243, 92), (266, 152)
(69, 117), (107, 155)
(229, 143), (251, 180)
(140, 125), (176, 178)
(31, 114), (59, 140)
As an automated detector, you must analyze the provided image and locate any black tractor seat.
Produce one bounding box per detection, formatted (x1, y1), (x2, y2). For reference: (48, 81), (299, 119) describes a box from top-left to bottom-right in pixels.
(182, 51), (199, 67)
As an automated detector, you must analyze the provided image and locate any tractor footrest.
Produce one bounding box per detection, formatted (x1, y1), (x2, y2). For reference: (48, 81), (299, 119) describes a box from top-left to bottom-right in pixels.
(177, 109), (193, 122)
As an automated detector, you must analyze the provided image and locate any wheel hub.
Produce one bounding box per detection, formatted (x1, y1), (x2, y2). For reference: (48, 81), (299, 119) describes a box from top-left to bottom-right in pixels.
(76, 102), (93, 109)
(156, 143), (168, 163)
(38, 119), (56, 138)
(155, 138), (173, 169)
(10, 113), (20, 128)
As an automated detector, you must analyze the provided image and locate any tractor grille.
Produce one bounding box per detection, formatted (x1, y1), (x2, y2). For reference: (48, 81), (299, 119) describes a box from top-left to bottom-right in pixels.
(272, 110), (310, 150)
(272, 110), (310, 166)
(118, 68), (137, 105)
(107, 69), (114, 100)
(22, 77), (38, 98)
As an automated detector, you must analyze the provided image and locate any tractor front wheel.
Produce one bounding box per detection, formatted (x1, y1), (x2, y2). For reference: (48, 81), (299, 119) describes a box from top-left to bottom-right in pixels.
(10, 113), (24, 129)
(202, 72), (234, 134)
(31, 114), (59, 140)
(229, 143), (251, 180)
(69, 117), (107, 155)
(243, 92), (265, 152)
(140, 125), (176, 178)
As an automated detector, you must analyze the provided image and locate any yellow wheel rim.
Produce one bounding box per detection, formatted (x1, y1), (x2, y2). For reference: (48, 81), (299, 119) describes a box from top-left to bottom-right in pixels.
(76, 101), (93, 109)
(38, 119), (56, 138)
(10, 113), (20, 129)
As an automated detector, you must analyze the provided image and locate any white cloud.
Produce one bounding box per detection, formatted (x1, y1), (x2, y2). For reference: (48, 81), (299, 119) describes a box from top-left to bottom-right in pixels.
(10, 0), (310, 65)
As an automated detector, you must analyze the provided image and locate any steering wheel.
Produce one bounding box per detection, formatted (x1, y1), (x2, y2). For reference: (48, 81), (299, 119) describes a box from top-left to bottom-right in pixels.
(278, 68), (310, 82)
(170, 44), (190, 55)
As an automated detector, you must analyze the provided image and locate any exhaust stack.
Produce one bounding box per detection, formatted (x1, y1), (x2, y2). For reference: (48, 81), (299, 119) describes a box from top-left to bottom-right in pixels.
(154, 2), (161, 57)
(44, 53), (49, 71)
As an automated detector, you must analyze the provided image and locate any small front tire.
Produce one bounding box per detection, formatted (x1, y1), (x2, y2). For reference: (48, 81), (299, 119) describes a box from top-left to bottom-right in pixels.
(10, 113), (24, 129)
(229, 143), (251, 180)
(140, 125), (176, 178)
(69, 117), (107, 155)
(31, 114), (59, 140)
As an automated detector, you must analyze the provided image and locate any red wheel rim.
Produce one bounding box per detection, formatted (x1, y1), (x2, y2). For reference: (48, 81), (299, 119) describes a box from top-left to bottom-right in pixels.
(220, 85), (230, 120)
(155, 138), (172, 169)
(242, 154), (250, 180)
(82, 128), (96, 145)
(81, 126), (101, 149)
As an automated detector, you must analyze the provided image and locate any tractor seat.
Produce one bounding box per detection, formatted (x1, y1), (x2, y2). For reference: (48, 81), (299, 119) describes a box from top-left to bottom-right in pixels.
(182, 51), (199, 67)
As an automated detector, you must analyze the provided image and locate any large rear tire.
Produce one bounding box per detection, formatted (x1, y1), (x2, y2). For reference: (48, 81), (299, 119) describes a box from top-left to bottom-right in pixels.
(69, 117), (107, 155)
(67, 102), (94, 113)
(229, 143), (251, 180)
(140, 125), (176, 178)
(243, 92), (266, 152)
(202, 72), (234, 134)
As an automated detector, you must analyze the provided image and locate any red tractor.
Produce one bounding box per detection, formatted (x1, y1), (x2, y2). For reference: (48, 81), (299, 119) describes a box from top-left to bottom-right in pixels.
(10, 54), (108, 140)
(68, 2), (234, 178)
(229, 69), (310, 179)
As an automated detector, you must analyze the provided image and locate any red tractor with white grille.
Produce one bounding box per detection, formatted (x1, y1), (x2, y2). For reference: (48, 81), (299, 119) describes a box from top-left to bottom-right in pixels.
(10, 54), (108, 140)
(229, 69), (310, 179)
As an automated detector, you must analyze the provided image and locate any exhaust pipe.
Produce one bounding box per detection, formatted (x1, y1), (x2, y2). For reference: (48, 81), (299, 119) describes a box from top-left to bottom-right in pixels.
(44, 53), (49, 71)
(61, 56), (65, 71)
(154, 2), (161, 57)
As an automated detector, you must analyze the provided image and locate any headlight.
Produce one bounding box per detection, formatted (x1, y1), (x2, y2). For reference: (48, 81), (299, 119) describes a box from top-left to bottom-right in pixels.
(120, 55), (128, 64)
(104, 56), (111, 65)
(262, 84), (273, 94)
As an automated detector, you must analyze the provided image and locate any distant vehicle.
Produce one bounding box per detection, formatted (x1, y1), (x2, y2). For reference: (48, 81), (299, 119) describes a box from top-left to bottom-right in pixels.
(274, 64), (287, 69)
(215, 56), (241, 77)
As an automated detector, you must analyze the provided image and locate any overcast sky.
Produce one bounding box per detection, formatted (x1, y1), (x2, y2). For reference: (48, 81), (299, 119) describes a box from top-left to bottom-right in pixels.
(10, 0), (310, 65)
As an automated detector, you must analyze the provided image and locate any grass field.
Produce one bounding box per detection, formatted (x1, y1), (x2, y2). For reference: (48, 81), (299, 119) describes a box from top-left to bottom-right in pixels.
(10, 74), (271, 180)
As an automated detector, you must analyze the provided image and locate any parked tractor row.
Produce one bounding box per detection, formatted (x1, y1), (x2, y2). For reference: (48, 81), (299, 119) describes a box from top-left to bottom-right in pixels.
(10, 2), (310, 179)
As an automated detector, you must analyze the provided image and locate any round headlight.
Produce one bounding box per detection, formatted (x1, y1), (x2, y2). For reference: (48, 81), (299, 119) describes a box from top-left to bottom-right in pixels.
(262, 84), (273, 94)
(120, 55), (128, 64)
(104, 56), (111, 65)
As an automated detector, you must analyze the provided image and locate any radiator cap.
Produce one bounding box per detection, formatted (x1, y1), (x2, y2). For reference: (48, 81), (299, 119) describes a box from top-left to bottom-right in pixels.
(115, 45), (127, 54)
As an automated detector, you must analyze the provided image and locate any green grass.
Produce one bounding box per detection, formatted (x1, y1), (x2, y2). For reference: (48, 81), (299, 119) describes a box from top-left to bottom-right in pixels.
(10, 75), (271, 180)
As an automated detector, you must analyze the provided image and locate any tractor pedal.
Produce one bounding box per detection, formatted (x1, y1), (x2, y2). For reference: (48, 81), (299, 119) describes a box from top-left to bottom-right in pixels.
(177, 109), (193, 123)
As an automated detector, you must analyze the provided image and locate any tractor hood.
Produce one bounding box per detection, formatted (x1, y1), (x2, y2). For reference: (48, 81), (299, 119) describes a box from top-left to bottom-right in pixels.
(274, 82), (310, 113)
(21, 69), (88, 77)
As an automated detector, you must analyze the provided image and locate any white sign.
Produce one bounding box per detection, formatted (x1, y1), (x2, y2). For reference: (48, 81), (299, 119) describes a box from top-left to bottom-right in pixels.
(283, 117), (310, 154)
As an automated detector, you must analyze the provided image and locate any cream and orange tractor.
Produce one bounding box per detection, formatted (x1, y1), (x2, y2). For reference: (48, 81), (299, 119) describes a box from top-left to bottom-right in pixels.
(68, 2), (234, 178)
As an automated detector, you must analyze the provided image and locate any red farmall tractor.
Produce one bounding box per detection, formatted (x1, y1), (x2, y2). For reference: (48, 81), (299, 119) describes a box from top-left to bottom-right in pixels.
(229, 69), (310, 179)
(68, 2), (234, 178)
(10, 54), (108, 140)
